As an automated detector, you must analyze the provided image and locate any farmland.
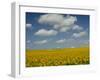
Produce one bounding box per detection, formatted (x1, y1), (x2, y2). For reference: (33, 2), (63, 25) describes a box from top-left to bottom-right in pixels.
(26, 47), (89, 67)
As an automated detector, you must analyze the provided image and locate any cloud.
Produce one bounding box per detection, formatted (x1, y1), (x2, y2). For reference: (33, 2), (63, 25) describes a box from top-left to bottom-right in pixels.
(53, 24), (72, 32)
(26, 23), (32, 28)
(56, 39), (66, 43)
(34, 29), (58, 36)
(72, 25), (83, 30)
(38, 14), (64, 25)
(34, 40), (48, 45)
(59, 27), (71, 32)
(70, 46), (75, 48)
(38, 14), (77, 32)
(72, 31), (87, 38)
(57, 47), (61, 48)
(26, 40), (31, 43)
(60, 15), (77, 26)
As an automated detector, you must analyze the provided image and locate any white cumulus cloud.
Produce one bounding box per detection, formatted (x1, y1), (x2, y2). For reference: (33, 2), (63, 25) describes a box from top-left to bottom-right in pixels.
(60, 15), (77, 26)
(72, 31), (87, 38)
(38, 14), (64, 25)
(26, 40), (31, 43)
(26, 23), (32, 28)
(59, 27), (71, 32)
(72, 25), (83, 30)
(34, 40), (48, 45)
(56, 39), (66, 43)
(70, 46), (75, 48)
(34, 29), (57, 36)
(38, 14), (77, 32)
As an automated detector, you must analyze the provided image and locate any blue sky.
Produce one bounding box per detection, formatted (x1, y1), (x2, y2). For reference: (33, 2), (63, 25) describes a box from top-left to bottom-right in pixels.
(26, 12), (89, 50)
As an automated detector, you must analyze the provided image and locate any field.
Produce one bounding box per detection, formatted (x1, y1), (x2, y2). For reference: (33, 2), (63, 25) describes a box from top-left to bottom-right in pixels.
(26, 47), (89, 67)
